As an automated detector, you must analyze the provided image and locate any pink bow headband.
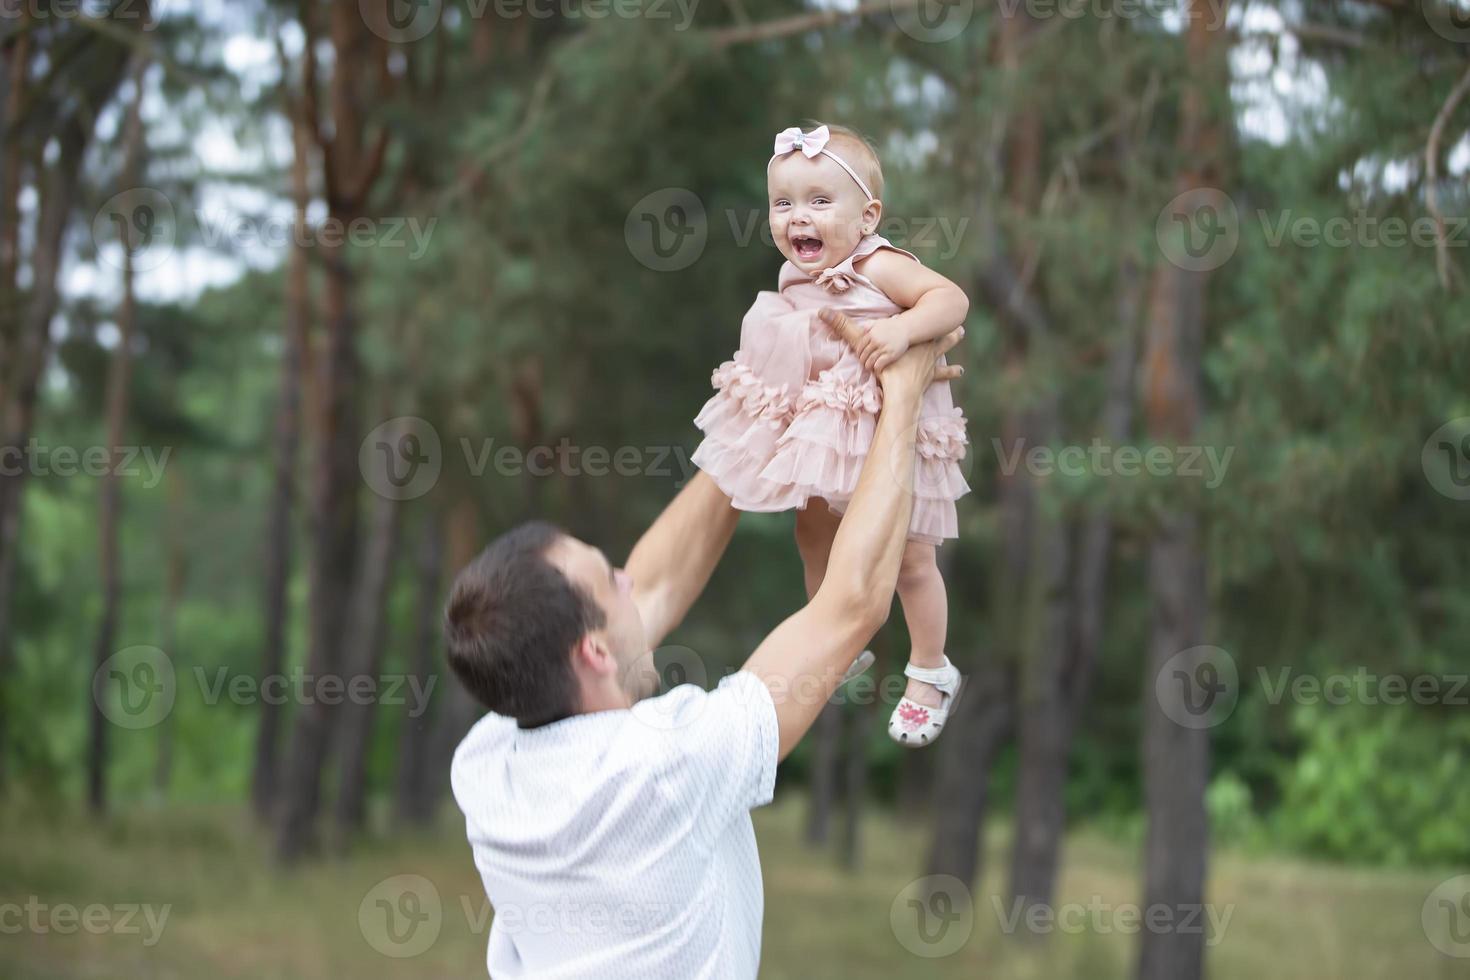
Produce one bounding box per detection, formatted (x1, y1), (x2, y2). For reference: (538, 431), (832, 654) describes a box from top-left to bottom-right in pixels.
(768, 126), (876, 202)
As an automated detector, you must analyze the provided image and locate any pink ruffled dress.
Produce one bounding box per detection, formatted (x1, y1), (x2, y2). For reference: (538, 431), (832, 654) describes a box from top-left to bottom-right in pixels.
(691, 234), (970, 544)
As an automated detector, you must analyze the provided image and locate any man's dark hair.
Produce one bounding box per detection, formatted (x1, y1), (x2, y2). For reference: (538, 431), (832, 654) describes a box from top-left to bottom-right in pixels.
(444, 521), (607, 728)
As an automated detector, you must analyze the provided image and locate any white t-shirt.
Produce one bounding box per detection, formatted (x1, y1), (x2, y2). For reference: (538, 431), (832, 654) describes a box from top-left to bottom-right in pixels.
(451, 669), (779, 979)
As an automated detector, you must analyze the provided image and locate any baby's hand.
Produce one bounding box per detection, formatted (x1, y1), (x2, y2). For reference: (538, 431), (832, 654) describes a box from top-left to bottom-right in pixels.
(856, 317), (911, 374)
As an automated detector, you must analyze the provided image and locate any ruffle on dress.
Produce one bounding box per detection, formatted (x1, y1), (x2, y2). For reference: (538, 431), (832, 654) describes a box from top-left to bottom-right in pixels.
(692, 360), (970, 544)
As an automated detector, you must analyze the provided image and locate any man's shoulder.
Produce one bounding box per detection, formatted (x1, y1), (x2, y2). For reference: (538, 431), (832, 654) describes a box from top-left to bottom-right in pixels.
(630, 671), (773, 739)
(449, 711), (514, 803)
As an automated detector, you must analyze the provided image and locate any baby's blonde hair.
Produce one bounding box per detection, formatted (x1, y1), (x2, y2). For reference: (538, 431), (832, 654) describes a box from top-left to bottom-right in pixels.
(806, 121), (885, 201)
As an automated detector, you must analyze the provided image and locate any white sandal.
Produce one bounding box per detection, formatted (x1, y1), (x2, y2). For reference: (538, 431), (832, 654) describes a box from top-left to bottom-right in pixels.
(887, 655), (961, 748)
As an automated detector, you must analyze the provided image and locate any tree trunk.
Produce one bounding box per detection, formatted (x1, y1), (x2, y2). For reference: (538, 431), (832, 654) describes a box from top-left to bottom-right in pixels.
(1008, 260), (1143, 915)
(924, 327), (1029, 885)
(88, 54), (149, 814)
(896, 738), (936, 816)
(0, 22), (28, 397)
(805, 699), (842, 846)
(839, 701), (869, 872)
(1137, 254), (1212, 980)
(924, 658), (1013, 884)
(252, 48), (314, 824)
(1139, 509), (1209, 980)
(0, 22), (30, 792)
(393, 509), (444, 829)
(431, 494), (486, 802)
(1137, 2), (1226, 974)
(333, 465), (404, 835)
(1007, 510), (1071, 916)
(276, 0), (390, 863)
(1072, 257), (1141, 703)
(153, 465), (186, 798)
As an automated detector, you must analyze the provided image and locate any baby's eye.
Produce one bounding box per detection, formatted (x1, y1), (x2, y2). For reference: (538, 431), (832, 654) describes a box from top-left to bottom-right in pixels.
(773, 199), (791, 209)
(812, 197), (831, 206)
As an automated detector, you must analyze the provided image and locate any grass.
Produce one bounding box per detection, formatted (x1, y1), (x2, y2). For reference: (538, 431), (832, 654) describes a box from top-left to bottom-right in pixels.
(1, 791), (1465, 979)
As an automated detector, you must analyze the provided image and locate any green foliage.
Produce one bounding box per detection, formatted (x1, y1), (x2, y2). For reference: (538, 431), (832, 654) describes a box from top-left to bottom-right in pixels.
(1272, 703), (1470, 867)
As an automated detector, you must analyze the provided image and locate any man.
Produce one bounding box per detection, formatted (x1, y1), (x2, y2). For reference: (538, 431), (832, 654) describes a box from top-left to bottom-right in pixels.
(446, 309), (965, 977)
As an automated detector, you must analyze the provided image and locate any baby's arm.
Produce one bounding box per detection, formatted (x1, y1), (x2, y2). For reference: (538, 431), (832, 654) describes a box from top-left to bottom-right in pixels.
(852, 249), (970, 372)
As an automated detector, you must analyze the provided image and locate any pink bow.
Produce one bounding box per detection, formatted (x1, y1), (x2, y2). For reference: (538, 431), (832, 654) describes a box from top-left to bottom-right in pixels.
(772, 125), (830, 160)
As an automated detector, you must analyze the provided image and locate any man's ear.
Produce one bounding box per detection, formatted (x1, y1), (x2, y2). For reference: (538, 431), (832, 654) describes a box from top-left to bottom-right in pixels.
(572, 633), (617, 678)
(861, 199), (883, 236)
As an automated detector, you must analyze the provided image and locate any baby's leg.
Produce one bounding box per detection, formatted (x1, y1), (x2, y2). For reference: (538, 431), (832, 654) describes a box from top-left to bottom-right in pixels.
(896, 541), (949, 709)
(793, 498), (842, 599)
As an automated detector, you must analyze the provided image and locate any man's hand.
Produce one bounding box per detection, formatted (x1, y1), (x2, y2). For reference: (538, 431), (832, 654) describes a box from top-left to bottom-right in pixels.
(819, 307), (964, 390)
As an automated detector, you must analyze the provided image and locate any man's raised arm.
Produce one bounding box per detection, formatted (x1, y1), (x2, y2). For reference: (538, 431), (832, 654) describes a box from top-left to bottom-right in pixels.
(742, 309), (964, 761)
(626, 471), (741, 650)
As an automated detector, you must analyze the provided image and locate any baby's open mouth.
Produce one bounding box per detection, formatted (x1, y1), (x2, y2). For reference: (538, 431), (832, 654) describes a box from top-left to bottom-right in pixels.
(791, 236), (824, 261)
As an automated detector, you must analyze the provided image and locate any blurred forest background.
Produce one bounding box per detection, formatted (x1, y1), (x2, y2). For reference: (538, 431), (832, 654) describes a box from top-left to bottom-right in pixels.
(2, 0), (1469, 977)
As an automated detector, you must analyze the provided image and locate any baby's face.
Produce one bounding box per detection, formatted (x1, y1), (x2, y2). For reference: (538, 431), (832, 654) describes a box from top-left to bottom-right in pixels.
(767, 152), (879, 275)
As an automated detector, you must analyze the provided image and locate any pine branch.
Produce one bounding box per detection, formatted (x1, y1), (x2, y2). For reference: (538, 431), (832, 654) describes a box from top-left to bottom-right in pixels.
(1426, 64), (1470, 293)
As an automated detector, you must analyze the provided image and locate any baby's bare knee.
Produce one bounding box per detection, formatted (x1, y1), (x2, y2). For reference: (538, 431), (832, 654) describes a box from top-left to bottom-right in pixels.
(897, 542), (938, 593)
(794, 504), (837, 562)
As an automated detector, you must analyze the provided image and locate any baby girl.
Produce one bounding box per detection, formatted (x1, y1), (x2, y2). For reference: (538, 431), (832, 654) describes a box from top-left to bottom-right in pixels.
(691, 123), (971, 747)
